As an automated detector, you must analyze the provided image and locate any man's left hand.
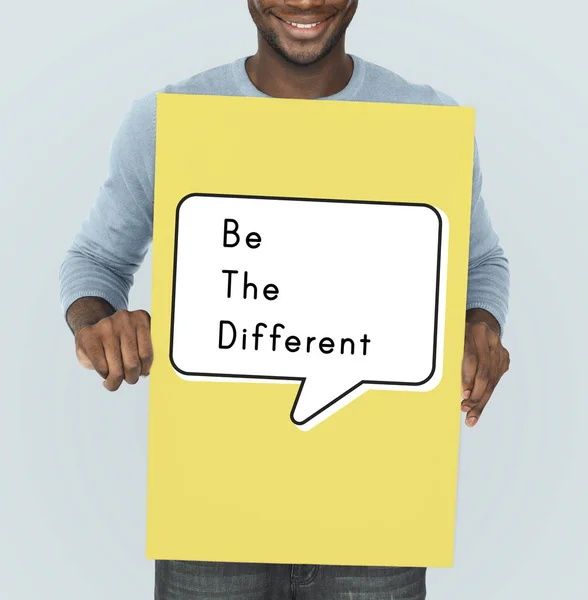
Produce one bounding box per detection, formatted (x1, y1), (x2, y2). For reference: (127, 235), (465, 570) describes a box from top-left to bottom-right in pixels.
(461, 309), (510, 427)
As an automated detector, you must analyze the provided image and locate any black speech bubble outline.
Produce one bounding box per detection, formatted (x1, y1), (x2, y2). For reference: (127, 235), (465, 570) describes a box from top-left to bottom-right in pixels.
(168, 193), (443, 427)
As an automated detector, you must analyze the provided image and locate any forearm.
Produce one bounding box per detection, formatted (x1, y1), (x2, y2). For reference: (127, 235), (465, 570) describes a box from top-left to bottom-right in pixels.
(66, 296), (116, 335)
(59, 94), (155, 334)
(466, 139), (510, 337)
(466, 251), (510, 337)
(59, 245), (134, 319)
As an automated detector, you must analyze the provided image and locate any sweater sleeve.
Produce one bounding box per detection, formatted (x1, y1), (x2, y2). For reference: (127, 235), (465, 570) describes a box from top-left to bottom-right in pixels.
(58, 93), (157, 317)
(466, 140), (511, 335)
(432, 90), (510, 335)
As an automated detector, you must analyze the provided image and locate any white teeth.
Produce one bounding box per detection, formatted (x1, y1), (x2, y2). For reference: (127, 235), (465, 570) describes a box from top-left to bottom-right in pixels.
(285, 20), (322, 29)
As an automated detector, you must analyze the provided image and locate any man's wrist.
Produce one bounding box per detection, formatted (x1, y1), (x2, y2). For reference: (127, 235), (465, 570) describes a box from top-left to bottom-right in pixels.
(66, 296), (116, 335)
(466, 308), (501, 336)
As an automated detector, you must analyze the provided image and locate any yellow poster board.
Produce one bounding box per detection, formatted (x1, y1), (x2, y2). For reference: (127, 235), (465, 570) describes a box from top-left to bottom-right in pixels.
(147, 93), (475, 567)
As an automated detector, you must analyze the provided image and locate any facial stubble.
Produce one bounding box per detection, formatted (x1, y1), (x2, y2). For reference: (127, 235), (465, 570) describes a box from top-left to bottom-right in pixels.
(255, 12), (355, 66)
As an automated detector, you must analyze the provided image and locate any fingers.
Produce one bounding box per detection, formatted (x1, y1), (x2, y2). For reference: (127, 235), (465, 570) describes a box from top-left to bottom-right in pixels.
(77, 334), (109, 378)
(461, 327), (477, 401)
(102, 332), (125, 391)
(119, 322), (141, 386)
(500, 346), (511, 376)
(136, 314), (154, 377)
(468, 325), (492, 407)
(120, 309), (154, 382)
(464, 345), (497, 426)
(74, 309), (153, 390)
(461, 321), (509, 427)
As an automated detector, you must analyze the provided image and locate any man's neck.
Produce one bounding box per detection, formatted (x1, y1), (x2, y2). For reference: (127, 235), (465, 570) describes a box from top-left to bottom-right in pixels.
(245, 38), (354, 99)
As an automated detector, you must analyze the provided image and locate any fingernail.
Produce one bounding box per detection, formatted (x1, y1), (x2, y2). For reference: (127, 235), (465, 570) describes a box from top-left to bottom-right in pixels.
(466, 416), (478, 427)
(461, 404), (469, 412)
(463, 390), (471, 400)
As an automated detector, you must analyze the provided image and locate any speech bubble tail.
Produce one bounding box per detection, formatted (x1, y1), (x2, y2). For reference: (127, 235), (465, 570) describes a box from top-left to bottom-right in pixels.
(290, 377), (365, 430)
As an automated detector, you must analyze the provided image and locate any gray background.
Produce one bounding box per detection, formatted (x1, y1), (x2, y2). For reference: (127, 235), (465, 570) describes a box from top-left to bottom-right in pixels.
(1, 0), (586, 598)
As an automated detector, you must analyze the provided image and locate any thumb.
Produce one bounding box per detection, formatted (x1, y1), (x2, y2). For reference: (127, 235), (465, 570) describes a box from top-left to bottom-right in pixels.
(75, 344), (94, 369)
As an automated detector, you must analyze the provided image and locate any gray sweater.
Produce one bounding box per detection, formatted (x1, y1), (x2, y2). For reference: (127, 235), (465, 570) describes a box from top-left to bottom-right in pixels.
(59, 55), (510, 333)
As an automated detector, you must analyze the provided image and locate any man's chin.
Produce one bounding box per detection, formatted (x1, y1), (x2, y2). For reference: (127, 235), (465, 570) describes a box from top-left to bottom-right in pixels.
(279, 47), (328, 67)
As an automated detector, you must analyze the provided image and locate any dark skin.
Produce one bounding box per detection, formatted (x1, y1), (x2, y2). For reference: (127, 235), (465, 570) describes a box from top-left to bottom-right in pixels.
(246, 0), (358, 98)
(462, 309), (510, 426)
(68, 0), (510, 427)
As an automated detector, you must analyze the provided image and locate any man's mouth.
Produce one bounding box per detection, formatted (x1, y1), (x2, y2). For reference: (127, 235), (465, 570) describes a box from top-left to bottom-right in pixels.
(272, 13), (334, 36)
(282, 18), (325, 29)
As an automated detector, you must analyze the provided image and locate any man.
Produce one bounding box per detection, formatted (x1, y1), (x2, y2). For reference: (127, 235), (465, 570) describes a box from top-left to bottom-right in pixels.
(59, 1), (511, 598)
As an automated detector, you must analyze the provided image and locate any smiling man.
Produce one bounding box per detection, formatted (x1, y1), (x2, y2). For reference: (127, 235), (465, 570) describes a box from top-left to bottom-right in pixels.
(59, 1), (510, 599)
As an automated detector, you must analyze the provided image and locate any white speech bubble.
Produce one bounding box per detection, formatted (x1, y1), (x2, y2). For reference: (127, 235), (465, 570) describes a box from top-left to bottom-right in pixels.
(169, 194), (448, 430)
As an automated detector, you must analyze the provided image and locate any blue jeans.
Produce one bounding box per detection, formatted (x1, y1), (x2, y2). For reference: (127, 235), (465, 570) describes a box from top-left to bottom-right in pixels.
(155, 561), (427, 599)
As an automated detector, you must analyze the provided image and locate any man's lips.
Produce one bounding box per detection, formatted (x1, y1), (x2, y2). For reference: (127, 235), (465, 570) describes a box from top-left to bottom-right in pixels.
(271, 13), (335, 38)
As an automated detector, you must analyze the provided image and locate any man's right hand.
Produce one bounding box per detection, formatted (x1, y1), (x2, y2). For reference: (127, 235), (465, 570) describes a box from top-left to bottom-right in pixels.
(74, 309), (154, 391)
